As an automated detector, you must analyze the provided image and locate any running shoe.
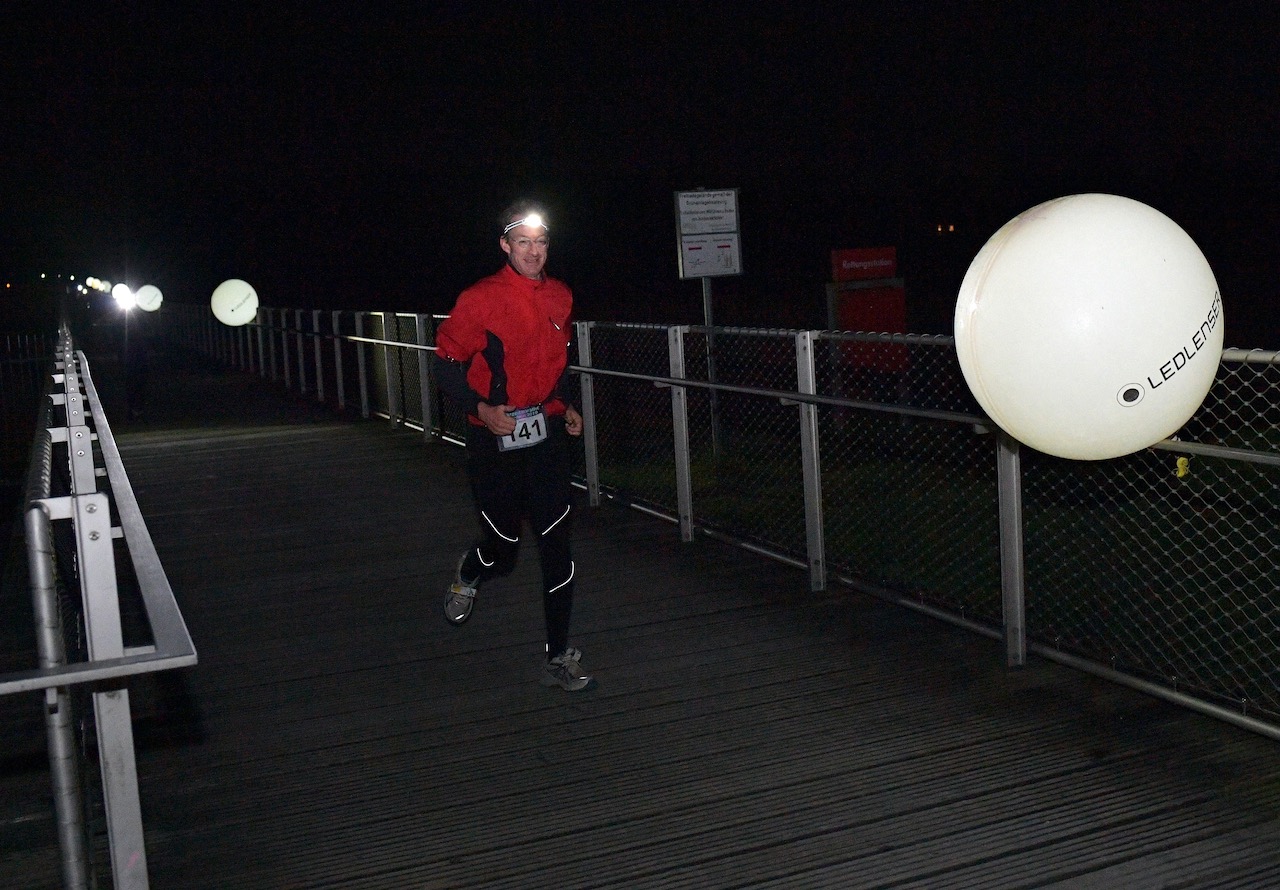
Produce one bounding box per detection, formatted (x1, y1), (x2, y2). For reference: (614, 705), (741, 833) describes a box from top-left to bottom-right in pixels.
(541, 647), (594, 692)
(444, 553), (477, 625)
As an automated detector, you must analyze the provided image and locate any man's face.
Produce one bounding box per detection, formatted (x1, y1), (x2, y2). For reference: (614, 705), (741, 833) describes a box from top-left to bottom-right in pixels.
(501, 224), (549, 280)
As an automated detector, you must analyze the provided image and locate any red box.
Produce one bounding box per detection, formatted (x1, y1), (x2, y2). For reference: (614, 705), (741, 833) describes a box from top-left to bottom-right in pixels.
(831, 247), (897, 282)
(836, 284), (909, 372)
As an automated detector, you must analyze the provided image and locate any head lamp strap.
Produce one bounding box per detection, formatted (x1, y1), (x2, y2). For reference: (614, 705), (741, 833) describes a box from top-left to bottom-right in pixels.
(503, 213), (548, 235)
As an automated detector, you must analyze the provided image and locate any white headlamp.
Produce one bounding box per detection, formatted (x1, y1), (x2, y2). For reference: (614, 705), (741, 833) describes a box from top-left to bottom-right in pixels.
(502, 212), (548, 235)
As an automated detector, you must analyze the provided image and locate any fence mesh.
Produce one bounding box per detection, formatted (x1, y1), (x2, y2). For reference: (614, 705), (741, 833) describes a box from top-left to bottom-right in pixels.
(1022, 355), (1280, 719)
(1, 335), (56, 486)
(813, 333), (1001, 619)
(583, 325), (679, 511)
(683, 329), (807, 555)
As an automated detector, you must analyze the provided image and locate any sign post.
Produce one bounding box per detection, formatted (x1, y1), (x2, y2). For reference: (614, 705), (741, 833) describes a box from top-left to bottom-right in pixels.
(675, 189), (741, 461)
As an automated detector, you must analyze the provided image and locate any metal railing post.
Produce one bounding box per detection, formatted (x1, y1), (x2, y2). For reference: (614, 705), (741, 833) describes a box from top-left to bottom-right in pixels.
(997, 431), (1027, 667)
(312, 310), (325, 403)
(70, 489), (150, 888)
(265, 308), (278, 381)
(669, 326), (694, 542)
(26, 484), (150, 890)
(381, 314), (400, 424)
(796, 331), (826, 591)
(255, 313), (267, 378)
(415, 314), (435, 440)
(355, 313), (370, 418)
(280, 310), (292, 389)
(25, 501), (89, 890)
(62, 353), (153, 889)
(333, 311), (347, 412)
(295, 309), (307, 394)
(576, 322), (600, 507)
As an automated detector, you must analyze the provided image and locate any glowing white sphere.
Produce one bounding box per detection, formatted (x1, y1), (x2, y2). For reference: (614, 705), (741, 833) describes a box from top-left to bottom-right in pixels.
(211, 279), (259, 326)
(135, 284), (163, 312)
(954, 194), (1223, 460)
(111, 283), (136, 310)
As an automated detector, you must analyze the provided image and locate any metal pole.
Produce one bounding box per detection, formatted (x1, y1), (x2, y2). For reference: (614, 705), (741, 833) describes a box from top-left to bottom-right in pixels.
(312, 310), (325, 403)
(669, 326), (694, 542)
(266, 308), (278, 381)
(355, 313), (370, 418)
(25, 503), (89, 890)
(997, 431), (1027, 667)
(333, 311), (347, 412)
(72, 489), (149, 889)
(702, 278), (722, 460)
(295, 309), (307, 393)
(415, 314), (434, 440)
(576, 322), (600, 507)
(381, 314), (400, 424)
(255, 314), (267, 378)
(280, 310), (292, 389)
(795, 331), (826, 591)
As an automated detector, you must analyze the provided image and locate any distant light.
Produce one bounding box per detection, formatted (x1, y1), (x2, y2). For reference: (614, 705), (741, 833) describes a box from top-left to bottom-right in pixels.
(41, 273), (46, 279)
(135, 284), (163, 312)
(69, 275), (75, 280)
(112, 283), (136, 310)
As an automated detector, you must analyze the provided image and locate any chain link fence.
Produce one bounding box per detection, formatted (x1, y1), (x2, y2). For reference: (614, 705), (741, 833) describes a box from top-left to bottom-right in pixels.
(161, 304), (1280, 736)
(685, 328), (808, 556)
(583, 324), (681, 513)
(2, 333), (57, 494)
(811, 332), (1002, 620)
(1020, 352), (1280, 721)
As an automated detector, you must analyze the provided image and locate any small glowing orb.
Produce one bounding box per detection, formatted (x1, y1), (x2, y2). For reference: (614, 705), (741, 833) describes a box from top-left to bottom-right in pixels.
(211, 279), (259, 326)
(954, 194), (1223, 460)
(135, 284), (163, 312)
(111, 283), (136, 310)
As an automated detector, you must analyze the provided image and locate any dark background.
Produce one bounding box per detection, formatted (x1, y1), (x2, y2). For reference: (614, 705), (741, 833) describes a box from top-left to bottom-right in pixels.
(4, 3), (1277, 346)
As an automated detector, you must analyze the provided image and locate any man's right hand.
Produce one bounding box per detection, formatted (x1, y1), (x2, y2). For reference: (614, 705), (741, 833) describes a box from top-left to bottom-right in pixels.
(477, 402), (516, 436)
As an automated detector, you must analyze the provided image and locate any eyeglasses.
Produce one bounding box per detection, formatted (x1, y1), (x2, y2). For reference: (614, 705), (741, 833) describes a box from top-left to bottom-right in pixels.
(502, 213), (548, 235)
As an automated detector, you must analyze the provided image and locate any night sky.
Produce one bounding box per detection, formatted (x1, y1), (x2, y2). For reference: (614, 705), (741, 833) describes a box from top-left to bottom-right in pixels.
(5, 3), (1278, 345)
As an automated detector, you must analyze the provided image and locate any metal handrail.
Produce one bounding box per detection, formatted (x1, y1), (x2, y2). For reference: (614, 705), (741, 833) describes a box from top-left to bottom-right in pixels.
(569, 363), (985, 426)
(0, 352), (196, 697)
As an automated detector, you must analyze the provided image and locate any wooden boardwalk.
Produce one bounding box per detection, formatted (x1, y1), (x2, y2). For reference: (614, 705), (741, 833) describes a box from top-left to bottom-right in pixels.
(6, 346), (1280, 888)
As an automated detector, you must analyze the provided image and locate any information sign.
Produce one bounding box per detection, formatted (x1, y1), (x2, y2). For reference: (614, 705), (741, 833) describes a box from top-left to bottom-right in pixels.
(675, 189), (741, 278)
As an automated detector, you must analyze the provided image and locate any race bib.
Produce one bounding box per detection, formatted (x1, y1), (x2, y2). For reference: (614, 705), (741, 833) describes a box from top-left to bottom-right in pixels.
(498, 406), (548, 451)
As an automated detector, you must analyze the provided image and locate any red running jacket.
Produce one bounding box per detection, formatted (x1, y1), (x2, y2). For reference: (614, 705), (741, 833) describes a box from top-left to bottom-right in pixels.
(434, 264), (573, 423)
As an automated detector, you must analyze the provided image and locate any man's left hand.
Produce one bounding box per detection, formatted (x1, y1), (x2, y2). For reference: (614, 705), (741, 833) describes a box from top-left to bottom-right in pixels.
(565, 406), (583, 437)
